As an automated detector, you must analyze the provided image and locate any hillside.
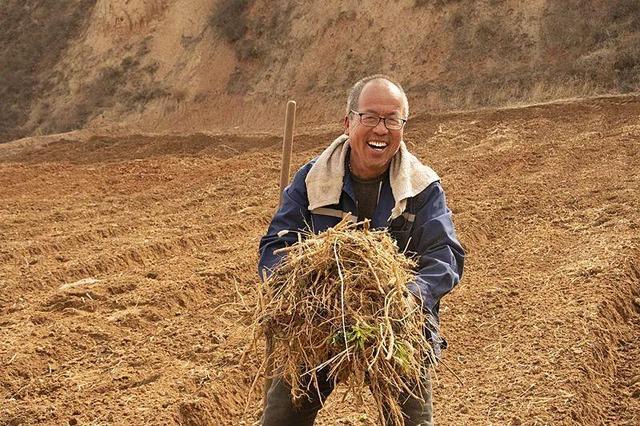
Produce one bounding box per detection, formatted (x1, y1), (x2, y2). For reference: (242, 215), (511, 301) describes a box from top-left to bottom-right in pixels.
(1, 95), (638, 424)
(2, 0), (640, 142)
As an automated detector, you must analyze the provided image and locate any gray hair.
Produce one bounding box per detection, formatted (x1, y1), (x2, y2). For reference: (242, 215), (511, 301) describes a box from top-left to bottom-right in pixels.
(345, 74), (409, 118)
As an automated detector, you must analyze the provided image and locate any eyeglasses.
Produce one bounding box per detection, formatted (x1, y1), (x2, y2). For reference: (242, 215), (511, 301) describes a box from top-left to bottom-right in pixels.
(350, 110), (407, 130)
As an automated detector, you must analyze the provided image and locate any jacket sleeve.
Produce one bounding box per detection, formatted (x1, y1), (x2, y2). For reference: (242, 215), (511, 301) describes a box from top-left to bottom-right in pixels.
(258, 163), (313, 281)
(406, 181), (465, 315)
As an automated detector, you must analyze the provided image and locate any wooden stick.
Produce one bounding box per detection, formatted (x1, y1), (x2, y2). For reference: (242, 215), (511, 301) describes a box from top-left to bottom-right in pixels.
(277, 100), (297, 211)
(264, 100), (297, 411)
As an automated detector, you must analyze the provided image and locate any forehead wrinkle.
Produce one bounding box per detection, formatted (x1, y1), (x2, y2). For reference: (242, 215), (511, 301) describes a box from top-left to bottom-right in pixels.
(358, 83), (405, 117)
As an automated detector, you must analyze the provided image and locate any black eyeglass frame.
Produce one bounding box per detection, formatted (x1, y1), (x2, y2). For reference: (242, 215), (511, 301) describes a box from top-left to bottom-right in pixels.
(349, 109), (408, 130)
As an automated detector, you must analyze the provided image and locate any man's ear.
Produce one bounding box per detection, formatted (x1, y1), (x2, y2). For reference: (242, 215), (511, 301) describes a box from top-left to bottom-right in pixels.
(343, 115), (350, 135)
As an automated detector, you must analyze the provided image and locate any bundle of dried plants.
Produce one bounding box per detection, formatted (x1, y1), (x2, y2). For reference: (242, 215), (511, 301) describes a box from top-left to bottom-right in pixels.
(252, 218), (436, 425)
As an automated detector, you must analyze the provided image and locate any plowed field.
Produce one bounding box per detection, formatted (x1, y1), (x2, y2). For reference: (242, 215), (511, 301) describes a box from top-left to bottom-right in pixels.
(1, 95), (639, 425)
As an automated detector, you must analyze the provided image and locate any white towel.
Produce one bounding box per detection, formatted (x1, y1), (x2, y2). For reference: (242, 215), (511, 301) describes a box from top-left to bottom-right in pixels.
(305, 134), (440, 220)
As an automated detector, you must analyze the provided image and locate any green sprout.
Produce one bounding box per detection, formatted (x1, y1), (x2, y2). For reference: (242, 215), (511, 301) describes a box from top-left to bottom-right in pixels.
(330, 322), (377, 351)
(392, 340), (414, 373)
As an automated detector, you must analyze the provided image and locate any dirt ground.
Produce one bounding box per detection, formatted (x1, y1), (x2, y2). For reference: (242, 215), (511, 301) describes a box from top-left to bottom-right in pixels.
(1, 95), (639, 425)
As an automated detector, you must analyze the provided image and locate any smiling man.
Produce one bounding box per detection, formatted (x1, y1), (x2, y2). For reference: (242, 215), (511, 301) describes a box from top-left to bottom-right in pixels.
(345, 77), (406, 180)
(258, 75), (465, 425)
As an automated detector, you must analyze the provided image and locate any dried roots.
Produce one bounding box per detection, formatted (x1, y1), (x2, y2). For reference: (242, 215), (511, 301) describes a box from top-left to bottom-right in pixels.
(252, 219), (436, 425)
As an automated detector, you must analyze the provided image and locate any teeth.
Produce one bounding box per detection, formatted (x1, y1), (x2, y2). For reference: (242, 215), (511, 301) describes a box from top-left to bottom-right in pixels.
(368, 141), (387, 148)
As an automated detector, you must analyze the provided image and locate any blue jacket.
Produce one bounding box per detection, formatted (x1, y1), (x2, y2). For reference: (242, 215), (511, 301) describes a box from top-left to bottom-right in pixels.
(258, 155), (465, 355)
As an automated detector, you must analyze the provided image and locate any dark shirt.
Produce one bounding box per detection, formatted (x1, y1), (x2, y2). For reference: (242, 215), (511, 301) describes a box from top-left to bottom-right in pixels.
(351, 169), (387, 221)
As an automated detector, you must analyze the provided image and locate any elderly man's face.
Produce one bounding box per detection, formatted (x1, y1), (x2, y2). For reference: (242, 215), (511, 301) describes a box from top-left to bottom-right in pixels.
(344, 79), (406, 180)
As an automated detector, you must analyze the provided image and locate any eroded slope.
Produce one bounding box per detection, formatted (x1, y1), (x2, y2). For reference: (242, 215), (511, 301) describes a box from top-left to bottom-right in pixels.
(2, 0), (640, 142)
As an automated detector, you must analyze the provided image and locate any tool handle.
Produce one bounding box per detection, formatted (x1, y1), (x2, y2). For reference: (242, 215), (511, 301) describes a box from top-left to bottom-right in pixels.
(278, 100), (296, 210)
(265, 100), (297, 410)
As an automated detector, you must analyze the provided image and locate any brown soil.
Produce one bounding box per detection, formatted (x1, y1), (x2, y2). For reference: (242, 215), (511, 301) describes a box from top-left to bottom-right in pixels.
(1, 95), (639, 425)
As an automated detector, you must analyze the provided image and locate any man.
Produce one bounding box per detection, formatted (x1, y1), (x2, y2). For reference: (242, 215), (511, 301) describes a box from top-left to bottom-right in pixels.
(258, 75), (464, 425)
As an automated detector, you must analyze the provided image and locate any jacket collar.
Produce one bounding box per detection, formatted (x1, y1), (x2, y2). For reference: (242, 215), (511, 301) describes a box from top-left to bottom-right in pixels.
(305, 135), (440, 220)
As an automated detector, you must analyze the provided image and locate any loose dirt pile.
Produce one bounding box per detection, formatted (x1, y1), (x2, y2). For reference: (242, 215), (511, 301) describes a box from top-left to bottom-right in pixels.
(0, 95), (639, 425)
(254, 220), (433, 424)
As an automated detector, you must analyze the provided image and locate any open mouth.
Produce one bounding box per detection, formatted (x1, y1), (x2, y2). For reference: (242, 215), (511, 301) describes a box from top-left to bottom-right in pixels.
(367, 141), (388, 151)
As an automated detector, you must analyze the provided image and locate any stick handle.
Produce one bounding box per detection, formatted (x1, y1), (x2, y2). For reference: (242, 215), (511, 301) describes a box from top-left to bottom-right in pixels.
(264, 100), (296, 410)
(278, 100), (296, 210)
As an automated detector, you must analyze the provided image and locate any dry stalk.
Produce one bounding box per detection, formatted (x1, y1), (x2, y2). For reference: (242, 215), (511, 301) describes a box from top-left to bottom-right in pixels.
(252, 218), (436, 425)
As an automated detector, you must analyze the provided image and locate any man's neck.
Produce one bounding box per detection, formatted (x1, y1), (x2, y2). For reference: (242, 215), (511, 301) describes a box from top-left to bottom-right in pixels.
(349, 160), (388, 181)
